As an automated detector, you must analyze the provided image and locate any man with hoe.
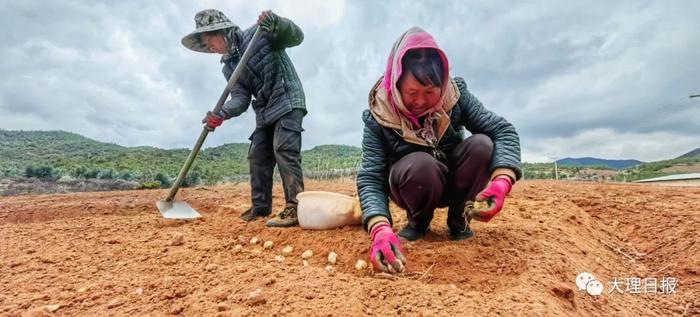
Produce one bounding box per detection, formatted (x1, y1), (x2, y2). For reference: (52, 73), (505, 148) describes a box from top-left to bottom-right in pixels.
(181, 9), (307, 227)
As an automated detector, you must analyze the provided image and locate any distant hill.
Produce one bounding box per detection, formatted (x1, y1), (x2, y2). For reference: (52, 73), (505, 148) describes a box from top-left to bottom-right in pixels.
(676, 148), (700, 159)
(0, 130), (361, 186)
(3, 129), (696, 187)
(556, 157), (644, 170)
(622, 155), (700, 181)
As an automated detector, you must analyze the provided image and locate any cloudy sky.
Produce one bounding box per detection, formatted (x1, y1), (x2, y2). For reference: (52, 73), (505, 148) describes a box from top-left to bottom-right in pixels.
(1, 0), (698, 162)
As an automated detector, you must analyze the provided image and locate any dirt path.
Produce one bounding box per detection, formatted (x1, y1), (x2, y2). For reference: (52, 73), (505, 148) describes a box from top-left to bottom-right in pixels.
(1, 180), (698, 316)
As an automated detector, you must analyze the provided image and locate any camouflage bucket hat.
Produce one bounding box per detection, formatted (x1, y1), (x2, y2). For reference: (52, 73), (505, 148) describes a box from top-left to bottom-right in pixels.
(181, 9), (238, 53)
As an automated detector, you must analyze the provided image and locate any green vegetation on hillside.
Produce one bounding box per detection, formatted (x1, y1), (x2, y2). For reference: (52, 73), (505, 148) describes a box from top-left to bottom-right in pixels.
(2, 130), (697, 186)
(616, 156), (700, 181)
(523, 157), (700, 181)
(0, 130), (362, 187)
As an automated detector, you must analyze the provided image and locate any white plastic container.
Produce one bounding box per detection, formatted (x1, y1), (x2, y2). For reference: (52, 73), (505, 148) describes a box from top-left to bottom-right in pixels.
(296, 191), (362, 230)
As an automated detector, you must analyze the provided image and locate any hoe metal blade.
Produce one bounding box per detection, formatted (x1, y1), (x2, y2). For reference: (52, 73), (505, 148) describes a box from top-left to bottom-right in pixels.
(156, 199), (202, 219)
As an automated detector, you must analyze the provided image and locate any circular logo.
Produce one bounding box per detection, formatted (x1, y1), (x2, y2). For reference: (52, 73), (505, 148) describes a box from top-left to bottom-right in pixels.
(586, 279), (604, 296)
(576, 272), (595, 290)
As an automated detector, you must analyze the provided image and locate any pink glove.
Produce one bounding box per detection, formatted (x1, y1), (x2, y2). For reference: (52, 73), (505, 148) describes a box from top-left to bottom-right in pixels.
(369, 223), (406, 273)
(471, 176), (513, 222)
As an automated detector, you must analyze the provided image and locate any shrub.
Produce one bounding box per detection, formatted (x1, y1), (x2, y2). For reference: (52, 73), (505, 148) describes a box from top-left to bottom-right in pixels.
(24, 165), (58, 180)
(138, 181), (161, 190)
(98, 169), (115, 180)
(154, 173), (171, 188)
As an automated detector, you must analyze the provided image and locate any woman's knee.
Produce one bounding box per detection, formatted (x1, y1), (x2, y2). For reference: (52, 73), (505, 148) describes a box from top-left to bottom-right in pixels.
(391, 152), (446, 187)
(466, 134), (493, 160)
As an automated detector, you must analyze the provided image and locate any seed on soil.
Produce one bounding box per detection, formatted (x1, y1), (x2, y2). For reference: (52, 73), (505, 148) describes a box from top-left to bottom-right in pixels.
(232, 244), (243, 254)
(282, 245), (293, 255)
(327, 252), (337, 264)
(44, 304), (60, 313)
(106, 297), (123, 309)
(250, 237), (260, 244)
(170, 233), (184, 246)
(275, 255), (285, 263)
(263, 241), (274, 249)
(473, 200), (489, 210)
(246, 288), (266, 306)
(325, 265), (334, 272)
(301, 250), (313, 259)
(355, 259), (368, 270)
(170, 304), (184, 315)
(303, 260), (309, 267)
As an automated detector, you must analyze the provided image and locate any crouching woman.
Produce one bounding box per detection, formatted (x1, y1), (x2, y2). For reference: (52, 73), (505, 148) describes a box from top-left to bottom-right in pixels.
(357, 27), (522, 273)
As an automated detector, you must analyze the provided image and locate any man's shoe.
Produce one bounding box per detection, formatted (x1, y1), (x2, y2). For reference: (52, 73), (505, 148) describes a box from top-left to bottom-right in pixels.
(240, 208), (268, 222)
(449, 226), (475, 241)
(266, 206), (299, 227)
(397, 225), (429, 241)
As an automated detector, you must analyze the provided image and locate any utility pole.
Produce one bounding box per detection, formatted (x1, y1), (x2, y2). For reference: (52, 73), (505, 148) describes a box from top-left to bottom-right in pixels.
(550, 156), (559, 181)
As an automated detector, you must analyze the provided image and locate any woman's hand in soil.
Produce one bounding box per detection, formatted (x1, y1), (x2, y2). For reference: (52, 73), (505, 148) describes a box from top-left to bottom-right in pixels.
(471, 176), (513, 222)
(369, 222), (406, 273)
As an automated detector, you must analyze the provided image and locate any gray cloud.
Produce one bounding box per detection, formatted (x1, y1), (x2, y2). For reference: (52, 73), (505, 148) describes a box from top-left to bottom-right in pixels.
(0, 0), (698, 162)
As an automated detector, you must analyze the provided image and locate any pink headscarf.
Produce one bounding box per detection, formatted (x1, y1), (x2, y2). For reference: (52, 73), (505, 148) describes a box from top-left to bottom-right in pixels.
(381, 27), (451, 127)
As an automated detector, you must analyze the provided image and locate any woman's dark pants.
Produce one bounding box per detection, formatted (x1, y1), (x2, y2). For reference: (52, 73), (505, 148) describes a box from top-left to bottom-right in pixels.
(388, 134), (493, 234)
